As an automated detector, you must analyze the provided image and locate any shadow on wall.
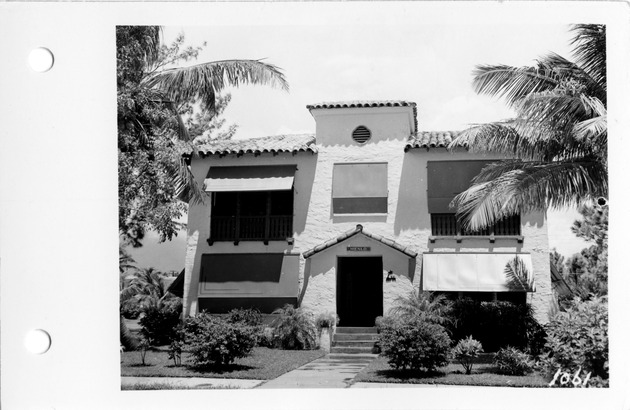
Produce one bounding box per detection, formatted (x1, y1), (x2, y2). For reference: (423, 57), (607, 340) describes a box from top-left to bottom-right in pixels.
(298, 257), (313, 305)
(394, 153), (425, 235)
(427, 240), (524, 253)
(294, 155), (318, 235)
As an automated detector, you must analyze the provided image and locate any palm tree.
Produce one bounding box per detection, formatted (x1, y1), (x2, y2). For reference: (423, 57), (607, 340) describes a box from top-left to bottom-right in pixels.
(390, 291), (453, 326)
(117, 27), (289, 244)
(121, 267), (172, 310)
(449, 24), (606, 230)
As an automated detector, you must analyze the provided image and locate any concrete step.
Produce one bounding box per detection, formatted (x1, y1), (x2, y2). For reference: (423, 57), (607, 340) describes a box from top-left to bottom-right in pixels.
(330, 346), (376, 354)
(334, 333), (379, 341)
(333, 340), (376, 347)
(335, 327), (377, 334)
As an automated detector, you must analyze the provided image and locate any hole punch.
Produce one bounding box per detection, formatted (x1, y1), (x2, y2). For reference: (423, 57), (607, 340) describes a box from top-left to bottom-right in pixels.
(24, 329), (52, 354)
(28, 48), (54, 72)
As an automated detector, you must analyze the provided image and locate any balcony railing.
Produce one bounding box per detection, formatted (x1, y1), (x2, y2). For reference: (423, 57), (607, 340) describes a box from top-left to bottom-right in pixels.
(210, 215), (293, 244)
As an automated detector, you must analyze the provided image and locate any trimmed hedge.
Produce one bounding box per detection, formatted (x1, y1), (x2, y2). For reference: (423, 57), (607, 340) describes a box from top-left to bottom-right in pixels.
(183, 313), (258, 368)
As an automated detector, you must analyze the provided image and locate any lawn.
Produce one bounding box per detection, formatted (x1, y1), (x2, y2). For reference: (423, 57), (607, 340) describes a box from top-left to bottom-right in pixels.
(121, 382), (234, 390)
(121, 347), (325, 380)
(352, 356), (549, 387)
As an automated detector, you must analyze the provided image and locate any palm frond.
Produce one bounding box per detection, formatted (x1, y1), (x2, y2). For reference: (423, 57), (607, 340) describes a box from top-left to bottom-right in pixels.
(573, 115), (607, 147)
(172, 154), (207, 205)
(472, 64), (560, 107)
(143, 59), (289, 111)
(504, 256), (535, 291)
(450, 122), (568, 161)
(453, 160), (608, 230)
(570, 24), (606, 93)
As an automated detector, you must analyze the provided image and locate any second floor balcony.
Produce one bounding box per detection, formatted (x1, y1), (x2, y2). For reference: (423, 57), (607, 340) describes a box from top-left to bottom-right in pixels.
(209, 215), (293, 245)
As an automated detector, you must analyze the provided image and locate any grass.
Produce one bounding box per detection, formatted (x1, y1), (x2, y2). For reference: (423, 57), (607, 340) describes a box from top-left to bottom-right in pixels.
(121, 347), (325, 380)
(353, 356), (549, 387)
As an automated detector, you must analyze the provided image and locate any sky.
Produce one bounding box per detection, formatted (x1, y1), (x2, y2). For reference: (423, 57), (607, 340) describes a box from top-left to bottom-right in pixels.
(129, 22), (592, 271)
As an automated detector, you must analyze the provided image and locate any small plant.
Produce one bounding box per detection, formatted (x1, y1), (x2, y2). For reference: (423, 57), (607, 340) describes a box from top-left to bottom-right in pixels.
(138, 337), (152, 366)
(452, 336), (484, 375)
(167, 326), (185, 366)
(494, 347), (534, 376)
(378, 318), (451, 372)
(272, 304), (317, 350)
(183, 313), (258, 368)
(315, 312), (339, 328)
(226, 308), (264, 327)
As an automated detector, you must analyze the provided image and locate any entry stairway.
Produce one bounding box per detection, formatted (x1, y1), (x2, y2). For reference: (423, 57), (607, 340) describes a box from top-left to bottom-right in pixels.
(331, 327), (378, 354)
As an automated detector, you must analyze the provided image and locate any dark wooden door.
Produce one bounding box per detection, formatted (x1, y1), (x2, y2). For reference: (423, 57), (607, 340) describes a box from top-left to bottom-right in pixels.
(336, 257), (383, 327)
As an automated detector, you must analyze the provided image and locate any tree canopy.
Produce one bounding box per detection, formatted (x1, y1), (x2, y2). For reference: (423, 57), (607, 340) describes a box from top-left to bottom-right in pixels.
(117, 26), (288, 246)
(449, 24), (607, 230)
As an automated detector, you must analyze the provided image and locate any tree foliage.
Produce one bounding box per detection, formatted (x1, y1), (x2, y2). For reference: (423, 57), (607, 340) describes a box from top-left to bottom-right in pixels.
(563, 202), (608, 299)
(450, 25), (607, 230)
(117, 26), (288, 246)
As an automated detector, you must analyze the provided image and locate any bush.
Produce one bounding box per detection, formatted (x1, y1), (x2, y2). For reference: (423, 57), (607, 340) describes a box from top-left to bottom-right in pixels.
(183, 313), (258, 367)
(543, 296), (608, 379)
(494, 347), (534, 376)
(120, 301), (142, 319)
(272, 304), (317, 350)
(139, 301), (182, 346)
(448, 299), (544, 353)
(452, 336), (484, 375)
(257, 327), (277, 348)
(315, 312), (339, 328)
(226, 308), (263, 327)
(378, 318), (451, 372)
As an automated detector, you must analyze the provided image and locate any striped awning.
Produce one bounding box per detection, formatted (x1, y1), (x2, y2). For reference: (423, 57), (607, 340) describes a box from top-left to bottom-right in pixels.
(422, 253), (535, 292)
(204, 165), (296, 192)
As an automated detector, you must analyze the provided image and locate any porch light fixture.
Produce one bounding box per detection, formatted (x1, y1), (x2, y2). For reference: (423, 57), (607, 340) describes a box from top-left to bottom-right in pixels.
(386, 270), (396, 283)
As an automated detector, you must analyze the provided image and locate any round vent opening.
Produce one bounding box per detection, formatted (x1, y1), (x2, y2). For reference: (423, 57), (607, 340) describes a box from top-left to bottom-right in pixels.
(352, 126), (371, 144)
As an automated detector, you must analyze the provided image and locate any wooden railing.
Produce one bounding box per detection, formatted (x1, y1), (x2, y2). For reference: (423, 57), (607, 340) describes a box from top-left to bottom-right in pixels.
(431, 214), (520, 236)
(210, 215), (293, 243)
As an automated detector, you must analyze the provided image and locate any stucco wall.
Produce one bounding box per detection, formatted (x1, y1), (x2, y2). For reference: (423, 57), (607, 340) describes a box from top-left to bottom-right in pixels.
(184, 106), (552, 324)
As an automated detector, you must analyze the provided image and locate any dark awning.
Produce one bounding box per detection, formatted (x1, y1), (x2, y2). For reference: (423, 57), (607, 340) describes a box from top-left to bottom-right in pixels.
(166, 269), (185, 298)
(204, 165), (296, 192)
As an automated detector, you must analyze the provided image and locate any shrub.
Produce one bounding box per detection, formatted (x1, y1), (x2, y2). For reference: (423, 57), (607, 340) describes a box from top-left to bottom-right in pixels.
(494, 347), (534, 376)
(226, 308), (263, 327)
(167, 325), (185, 366)
(272, 304), (317, 350)
(257, 327), (277, 348)
(452, 336), (484, 375)
(448, 299), (543, 353)
(543, 296), (608, 379)
(378, 318), (451, 372)
(120, 301), (142, 319)
(315, 312), (339, 328)
(183, 313), (258, 368)
(139, 301), (182, 346)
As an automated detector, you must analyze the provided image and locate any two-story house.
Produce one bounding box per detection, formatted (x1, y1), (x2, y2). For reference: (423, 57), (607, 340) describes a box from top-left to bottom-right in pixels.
(181, 101), (553, 327)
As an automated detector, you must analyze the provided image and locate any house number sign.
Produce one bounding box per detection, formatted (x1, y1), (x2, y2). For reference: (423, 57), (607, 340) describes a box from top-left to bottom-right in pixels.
(347, 246), (370, 252)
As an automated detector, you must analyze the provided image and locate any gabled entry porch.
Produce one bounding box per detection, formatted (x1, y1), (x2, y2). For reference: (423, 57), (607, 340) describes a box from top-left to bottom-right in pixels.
(301, 224), (418, 328)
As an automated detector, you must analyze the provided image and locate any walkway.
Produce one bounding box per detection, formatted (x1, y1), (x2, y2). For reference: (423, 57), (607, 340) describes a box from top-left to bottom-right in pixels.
(256, 353), (377, 389)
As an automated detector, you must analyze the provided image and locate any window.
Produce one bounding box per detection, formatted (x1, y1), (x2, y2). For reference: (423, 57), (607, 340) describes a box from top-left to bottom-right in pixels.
(427, 160), (491, 213)
(332, 163), (387, 214)
(352, 126), (371, 144)
(209, 190), (293, 244)
(430, 213), (521, 236)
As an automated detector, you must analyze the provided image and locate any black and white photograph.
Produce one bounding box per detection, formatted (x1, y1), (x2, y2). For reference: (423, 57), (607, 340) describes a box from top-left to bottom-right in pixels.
(1, 2), (628, 409)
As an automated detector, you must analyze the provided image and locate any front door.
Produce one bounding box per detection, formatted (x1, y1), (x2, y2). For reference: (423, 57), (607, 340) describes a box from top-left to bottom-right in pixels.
(336, 257), (383, 327)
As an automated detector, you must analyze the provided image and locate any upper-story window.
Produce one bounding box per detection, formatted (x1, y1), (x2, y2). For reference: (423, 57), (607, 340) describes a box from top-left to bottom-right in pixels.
(352, 126), (371, 144)
(427, 160), (521, 237)
(204, 165), (296, 244)
(332, 162), (387, 214)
